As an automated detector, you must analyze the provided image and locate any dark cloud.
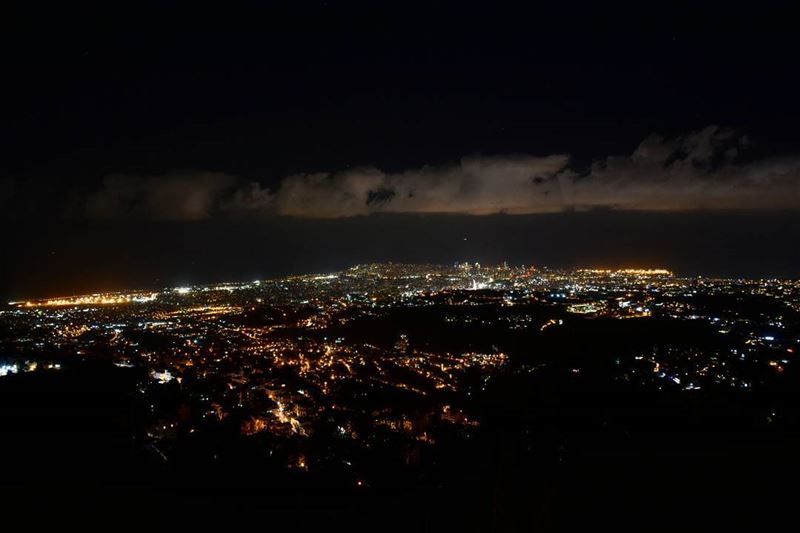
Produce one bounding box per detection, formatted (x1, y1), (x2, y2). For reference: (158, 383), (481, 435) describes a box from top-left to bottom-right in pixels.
(4, 127), (799, 220)
(270, 125), (796, 215)
(571, 125), (800, 210)
(84, 172), (240, 220)
(268, 154), (571, 217)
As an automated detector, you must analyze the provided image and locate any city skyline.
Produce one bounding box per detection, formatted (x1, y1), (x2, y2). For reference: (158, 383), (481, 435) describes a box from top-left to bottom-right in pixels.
(12, 261), (800, 306)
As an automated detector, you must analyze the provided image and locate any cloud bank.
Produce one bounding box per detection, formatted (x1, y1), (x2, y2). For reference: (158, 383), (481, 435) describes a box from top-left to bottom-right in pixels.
(5, 126), (800, 219)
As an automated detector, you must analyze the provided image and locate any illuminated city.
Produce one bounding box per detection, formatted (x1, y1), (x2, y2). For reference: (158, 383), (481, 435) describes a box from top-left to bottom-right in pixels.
(3, 263), (799, 519)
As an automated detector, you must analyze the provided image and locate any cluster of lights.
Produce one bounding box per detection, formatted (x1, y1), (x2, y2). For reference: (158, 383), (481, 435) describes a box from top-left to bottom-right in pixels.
(579, 268), (673, 276)
(2, 262), (798, 476)
(13, 292), (158, 308)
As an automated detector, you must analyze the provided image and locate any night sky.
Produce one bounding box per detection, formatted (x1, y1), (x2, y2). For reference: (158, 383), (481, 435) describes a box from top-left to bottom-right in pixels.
(3, 1), (800, 299)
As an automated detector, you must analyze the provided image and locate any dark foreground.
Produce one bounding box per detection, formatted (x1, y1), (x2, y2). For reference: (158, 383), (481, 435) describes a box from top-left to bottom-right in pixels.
(2, 357), (797, 532)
